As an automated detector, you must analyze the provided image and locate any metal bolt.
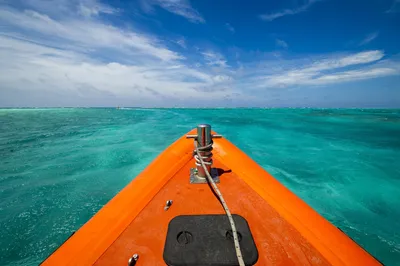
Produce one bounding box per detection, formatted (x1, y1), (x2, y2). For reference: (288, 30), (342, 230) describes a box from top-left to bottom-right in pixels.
(164, 200), (173, 211)
(128, 254), (139, 266)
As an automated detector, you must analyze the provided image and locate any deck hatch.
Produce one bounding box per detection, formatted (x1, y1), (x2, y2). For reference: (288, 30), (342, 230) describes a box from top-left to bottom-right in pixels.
(163, 214), (258, 266)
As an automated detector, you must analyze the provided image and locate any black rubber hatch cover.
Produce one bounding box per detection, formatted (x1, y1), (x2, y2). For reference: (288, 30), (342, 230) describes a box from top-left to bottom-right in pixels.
(163, 214), (258, 266)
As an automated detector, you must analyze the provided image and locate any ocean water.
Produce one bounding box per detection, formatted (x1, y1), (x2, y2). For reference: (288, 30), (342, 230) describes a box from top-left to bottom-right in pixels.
(0, 108), (399, 265)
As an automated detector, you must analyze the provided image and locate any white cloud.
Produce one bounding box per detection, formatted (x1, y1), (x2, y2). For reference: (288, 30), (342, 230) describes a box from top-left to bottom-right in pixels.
(78, 0), (118, 18)
(0, 8), (181, 61)
(140, 0), (205, 23)
(311, 68), (397, 84)
(0, 35), (236, 106)
(202, 51), (228, 68)
(359, 32), (379, 46)
(212, 75), (233, 83)
(307, 50), (384, 72)
(276, 39), (288, 49)
(0, 1), (238, 107)
(1, 0), (399, 107)
(10, 0), (116, 19)
(256, 50), (398, 88)
(259, 0), (319, 21)
(225, 23), (235, 33)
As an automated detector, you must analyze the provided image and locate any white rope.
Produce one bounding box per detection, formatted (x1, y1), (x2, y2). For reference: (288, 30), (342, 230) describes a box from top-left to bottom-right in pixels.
(194, 141), (245, 266)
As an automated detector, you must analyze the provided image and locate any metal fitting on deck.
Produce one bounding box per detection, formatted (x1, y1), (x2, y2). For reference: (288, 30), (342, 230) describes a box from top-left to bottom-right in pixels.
(196, 124), (212, 178)
(186, 124), (222, 183)
(128, 254), (139, 266)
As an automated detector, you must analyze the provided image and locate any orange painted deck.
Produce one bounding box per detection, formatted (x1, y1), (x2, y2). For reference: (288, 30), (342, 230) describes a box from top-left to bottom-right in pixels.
(42, 130), (381, 266)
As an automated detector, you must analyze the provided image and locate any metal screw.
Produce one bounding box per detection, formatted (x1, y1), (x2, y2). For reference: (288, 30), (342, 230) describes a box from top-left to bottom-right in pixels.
(128, 254), (139, 266)
(164, 200), (173, 211)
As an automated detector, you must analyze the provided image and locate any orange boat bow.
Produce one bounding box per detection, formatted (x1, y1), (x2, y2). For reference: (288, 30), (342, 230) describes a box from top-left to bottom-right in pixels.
(42, 129), (380, 266)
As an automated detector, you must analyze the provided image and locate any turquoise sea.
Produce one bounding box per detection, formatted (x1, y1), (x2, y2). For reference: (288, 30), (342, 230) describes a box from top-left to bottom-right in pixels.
(1, 108), (400, 265)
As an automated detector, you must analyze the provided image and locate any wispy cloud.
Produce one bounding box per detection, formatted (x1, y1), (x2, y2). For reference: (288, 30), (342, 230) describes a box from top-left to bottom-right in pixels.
(0, 0), (238, 107)
(386, 0), (400, 13)
(256, 50), (398, 88)
(1, 13), (181, 62)
(276, 39), (288, 49)
(175, 37), (187, 49)
(212, 75), (233, 83)
(306, 50), (384, 71)
(201, 51), (228, 68)
(225, 23), (235, 33)
(0, 34), (237, 106)
(78, 0), (119, 17)
(140, 0), (205, 23)
(359, 32), (379, 46)
(259, 0), (319, 21)
(309, 67), (397, 84)
(1, 0), (399, 107)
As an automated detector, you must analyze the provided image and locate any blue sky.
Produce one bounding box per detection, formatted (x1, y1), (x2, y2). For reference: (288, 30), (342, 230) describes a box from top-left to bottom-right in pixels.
(0, 0), (399, 107)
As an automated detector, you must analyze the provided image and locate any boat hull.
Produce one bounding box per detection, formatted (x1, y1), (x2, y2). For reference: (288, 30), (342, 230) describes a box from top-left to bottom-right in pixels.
(42, 129), (380, 265)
